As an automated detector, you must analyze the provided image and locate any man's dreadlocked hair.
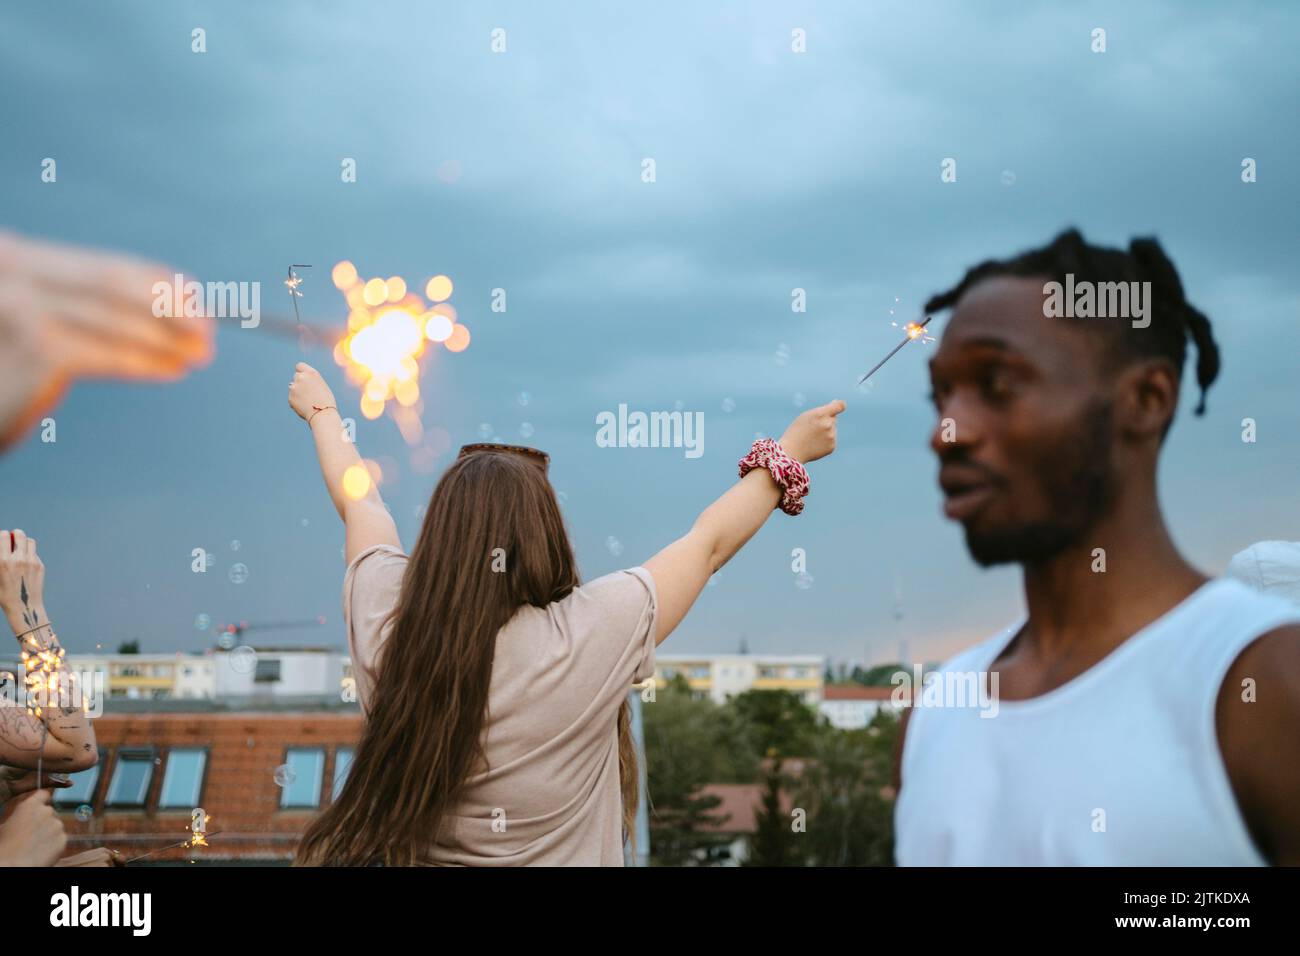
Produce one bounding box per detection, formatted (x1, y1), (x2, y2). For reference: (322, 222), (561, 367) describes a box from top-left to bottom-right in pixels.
(923, 228), (1221, 418)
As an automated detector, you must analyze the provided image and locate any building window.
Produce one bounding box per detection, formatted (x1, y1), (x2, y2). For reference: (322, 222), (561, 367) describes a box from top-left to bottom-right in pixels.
(279, 748), (325, 809)
(158, 749), (207, 809)
(53, 750), (105, 808)
(105, 750), (155, 808)
(332, 747), (355, 800)
(254, 659), (282, 683)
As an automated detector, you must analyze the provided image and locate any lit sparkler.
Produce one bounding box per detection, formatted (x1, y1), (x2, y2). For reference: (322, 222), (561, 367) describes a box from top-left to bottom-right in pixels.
(122, 818), (217, 864)
(285, 264), (311, 324)
(857, 315), (935, 386)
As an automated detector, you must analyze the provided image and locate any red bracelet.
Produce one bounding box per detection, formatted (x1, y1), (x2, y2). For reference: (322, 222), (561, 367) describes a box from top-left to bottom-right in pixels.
(738, 439), (810, 515)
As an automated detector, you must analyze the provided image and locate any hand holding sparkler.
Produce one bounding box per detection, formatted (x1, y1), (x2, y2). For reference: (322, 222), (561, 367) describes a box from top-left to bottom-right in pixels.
(0, 790), (66, 867)
(779, 399), (847, 464)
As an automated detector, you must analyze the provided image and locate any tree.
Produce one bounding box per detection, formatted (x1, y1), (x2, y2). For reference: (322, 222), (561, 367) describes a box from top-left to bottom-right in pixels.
(745, 758), (802, 866)
(723, 689), (818, 761)
(794, 710), (900, 865)
(643, 675), (742, 865)
(117, 640), (140, 654)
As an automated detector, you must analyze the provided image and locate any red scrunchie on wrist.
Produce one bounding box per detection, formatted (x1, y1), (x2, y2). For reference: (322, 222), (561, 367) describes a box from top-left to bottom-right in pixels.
(738, 439), (810, 515)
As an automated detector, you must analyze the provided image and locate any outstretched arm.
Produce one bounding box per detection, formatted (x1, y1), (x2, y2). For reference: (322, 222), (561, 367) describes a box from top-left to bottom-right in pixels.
(288, 363), (400, 564)
(0, 531), (98, 772)
(643, 400), (845, 645)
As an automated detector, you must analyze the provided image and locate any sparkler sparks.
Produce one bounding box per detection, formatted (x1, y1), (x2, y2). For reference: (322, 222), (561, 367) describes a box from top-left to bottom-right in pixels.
(329, 261), (469, 444)
(285, 264), (311, 324)
(857, 315), (935, 386)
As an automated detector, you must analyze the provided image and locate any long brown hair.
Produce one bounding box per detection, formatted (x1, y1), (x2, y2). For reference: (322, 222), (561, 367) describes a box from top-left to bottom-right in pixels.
(296, 451), (638, 865)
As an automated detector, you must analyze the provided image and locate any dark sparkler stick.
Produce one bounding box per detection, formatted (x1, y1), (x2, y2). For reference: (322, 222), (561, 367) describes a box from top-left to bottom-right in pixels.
(857, 315), (934, 386)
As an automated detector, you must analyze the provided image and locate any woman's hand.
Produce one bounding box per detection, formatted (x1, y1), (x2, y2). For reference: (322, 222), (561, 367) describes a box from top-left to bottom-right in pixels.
(0, 790), (66, 867)
(779, 399), (846, 464)
(288, 362), (337, 424)
(0, 766), (72, 810)
(0, 529), (45, 634)
(55, 847), (125, 868)
(0, 229), (213, 451)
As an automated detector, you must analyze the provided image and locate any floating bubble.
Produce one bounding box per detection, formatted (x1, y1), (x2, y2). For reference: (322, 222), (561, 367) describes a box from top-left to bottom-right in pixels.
(273, 765), (297, 788)
(556, 490), (568, 503)
(218, 632), (235, 650)
(229, 645), (258, 674)
(1001, 169), (1017, 187)
(605, 536), (624, 557)
(477, 423), (493, 440)
(519, 422), (535, 439)
(300, 518), (309, 527)
(205, 553), (216, 569)
(517, 392), (531, 407)
(721, 397), (736, 413)
(855, 378), (875, 396)
(194, 613), (211, 631)
(230, 540), (241, 552)
(673, 399), (685, 412)
(75, 805), (93, 823)
(795, 572), (814, 590)
(228, 563), (249, 585)
(792, 392), (806, 408)
(773, 343), (791, 366)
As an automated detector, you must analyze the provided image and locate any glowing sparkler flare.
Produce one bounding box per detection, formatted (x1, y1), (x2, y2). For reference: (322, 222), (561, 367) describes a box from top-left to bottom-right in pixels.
(857, 315), (935, 386)
(342, 463), (372, 500)
(329, 261), (470, 444)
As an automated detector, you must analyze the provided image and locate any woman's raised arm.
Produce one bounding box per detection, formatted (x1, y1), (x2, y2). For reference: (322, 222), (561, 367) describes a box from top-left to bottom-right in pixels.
(643, 399), (845, 646)
(289, 363), (401, 564)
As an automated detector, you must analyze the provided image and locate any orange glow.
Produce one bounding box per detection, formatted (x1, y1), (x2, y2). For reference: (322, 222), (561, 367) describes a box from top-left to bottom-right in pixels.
(445, 324), (471, 352)
(342, 464), (372, 499)
(363, 278), (388, 307)
(332, 261), (358, 290)
(426, 275), (453, 302)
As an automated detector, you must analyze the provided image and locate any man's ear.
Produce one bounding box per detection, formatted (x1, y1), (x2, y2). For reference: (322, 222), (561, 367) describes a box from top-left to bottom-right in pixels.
(1116, 358), (1180, 440)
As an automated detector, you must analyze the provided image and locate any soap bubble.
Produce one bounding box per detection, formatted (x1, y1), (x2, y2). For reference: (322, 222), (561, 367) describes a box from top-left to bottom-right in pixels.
(230, 645), (258, 674)
(795, 572), (814, 590)
(792, 392), (806, 408)
(517, 392), (531, 407)
(218, 632), (235, 650)
(273, 765), (297, 788)
(1001, 169), (1017, 187)
(477, 423), (493, 440)
(519, 422), (535, 439)
(75, 805), (93, 823)
(228, 563), (249, 585)
(194, 613), (211, 631)
(605, 536), (624, 557)
(673, 399), (685, 412)
(773, 343), (791, 366)
(230, 540), (241, 552)
(721, 398), (735, 413)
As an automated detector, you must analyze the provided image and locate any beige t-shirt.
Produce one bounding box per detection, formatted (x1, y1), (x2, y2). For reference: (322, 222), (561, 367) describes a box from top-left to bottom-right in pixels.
(342, 544), (657, 866)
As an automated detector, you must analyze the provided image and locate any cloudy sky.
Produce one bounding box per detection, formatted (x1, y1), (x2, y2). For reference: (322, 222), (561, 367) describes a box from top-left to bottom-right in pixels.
(1, 1), (1296, 666)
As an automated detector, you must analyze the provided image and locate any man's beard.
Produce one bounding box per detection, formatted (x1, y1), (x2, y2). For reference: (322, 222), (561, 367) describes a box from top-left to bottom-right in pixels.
(965, 401), (1116, 567)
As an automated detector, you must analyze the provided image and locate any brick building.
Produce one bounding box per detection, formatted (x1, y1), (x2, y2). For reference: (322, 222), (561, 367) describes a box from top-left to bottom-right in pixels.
(53, 701), (363, 863)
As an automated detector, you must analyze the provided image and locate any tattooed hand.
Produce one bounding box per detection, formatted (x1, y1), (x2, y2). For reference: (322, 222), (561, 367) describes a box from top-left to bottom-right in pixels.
(0, 529), (45, 636)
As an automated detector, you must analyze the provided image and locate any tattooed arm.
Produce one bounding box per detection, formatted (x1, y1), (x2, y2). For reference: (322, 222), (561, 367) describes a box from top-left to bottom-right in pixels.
(0, 530), (97, 772)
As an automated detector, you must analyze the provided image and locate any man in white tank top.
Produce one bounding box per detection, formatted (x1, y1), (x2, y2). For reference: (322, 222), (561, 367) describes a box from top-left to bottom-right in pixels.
(894, 231), (1300, 866)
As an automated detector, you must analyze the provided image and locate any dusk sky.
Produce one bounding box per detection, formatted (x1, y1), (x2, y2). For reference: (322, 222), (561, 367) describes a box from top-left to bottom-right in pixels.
(2, 1), (1296, 667)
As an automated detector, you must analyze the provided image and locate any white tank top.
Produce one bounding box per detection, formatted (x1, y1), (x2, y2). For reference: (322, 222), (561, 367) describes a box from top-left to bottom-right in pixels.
(895, 578), (1300, 865)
